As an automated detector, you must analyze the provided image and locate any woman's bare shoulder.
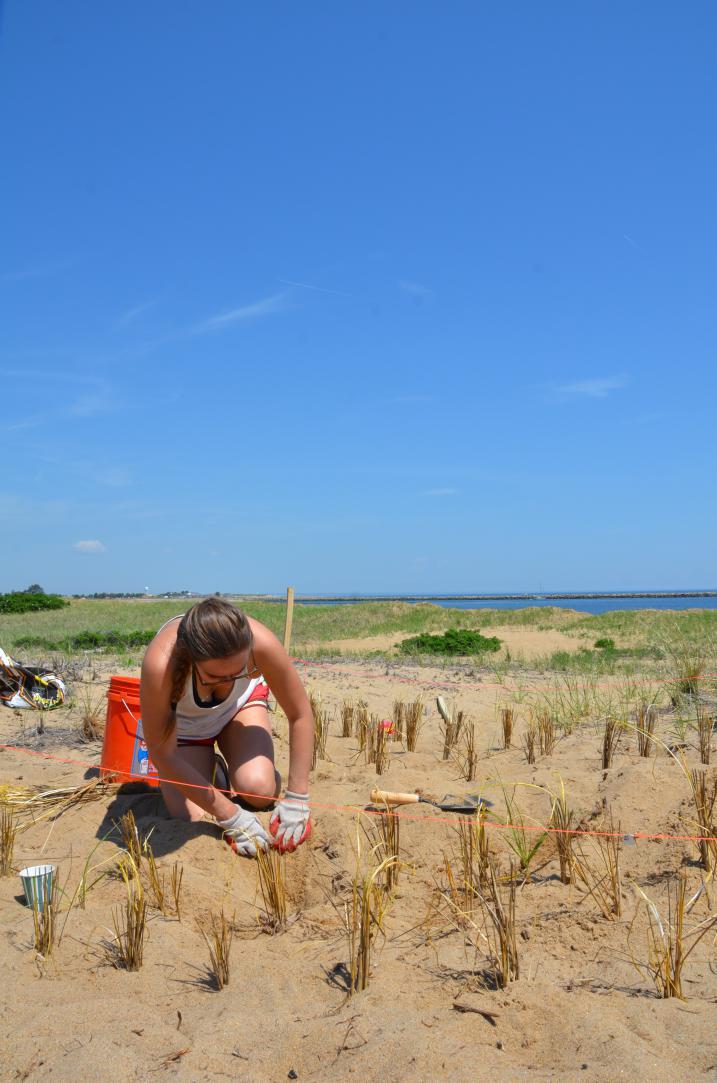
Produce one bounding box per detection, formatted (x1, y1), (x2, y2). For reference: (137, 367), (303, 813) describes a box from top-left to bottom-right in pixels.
(142, 616), (181, 678)
(248, 616), (282, 650)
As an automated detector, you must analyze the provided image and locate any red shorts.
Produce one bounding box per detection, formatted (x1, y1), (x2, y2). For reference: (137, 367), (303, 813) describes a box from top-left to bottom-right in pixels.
(176, 679), (270, 748)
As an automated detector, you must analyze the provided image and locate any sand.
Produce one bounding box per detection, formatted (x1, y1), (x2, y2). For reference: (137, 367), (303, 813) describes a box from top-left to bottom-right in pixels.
(1, 654), (716, 1082)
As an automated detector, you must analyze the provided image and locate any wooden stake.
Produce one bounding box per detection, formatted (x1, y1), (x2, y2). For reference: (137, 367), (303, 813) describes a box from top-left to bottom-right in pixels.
(283, 586), (295, 653)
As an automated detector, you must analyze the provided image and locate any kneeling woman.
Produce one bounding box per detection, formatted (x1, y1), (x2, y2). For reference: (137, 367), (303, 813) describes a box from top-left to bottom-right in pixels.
(140, 597), (313, 856)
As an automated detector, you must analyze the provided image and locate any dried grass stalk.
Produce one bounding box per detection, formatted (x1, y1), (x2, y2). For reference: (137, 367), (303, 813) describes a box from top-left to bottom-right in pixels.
(77, 684), (104, 742)
(405, 697), (424, 752)
(697, 707), (714, 766)
(170, 862), (184, 922)
(537, 712), (556, 756)
(108, 857), (147, 971)
(629, 874), (717, 998)
(362, 714), (378, 766)
(689, 767), (717, 872)
(478, 859), (519, 988)
(376, 810), (400, 893)
(549, 782), (574, 885)
(145, 845), (168, 915)
(309, 690), (329, 768)
(636, 705), (657, 758)
(392, 700), (405, 743)
(32, 874), (59, 958)
(522, 721), (537, 765)
(117, 810), (143, 867)
(374, 720), (391, 775)
(454, 721), (477, 782)
(0, 805), (17, 876)
(200, 909), (233, 989)
(574, 814), (622, 919)
(346, 855), (398, 994)
(500, 707), (514, 750)
(255, 847), (288, 932)
(356, 702), (369, 753)
(601, 717), (621, 771)
(341, 700), (355, 739)
(437, 696), (465, 760)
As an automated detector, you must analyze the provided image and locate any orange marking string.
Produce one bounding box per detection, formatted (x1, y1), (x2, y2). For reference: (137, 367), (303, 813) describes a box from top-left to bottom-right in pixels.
(2, 741), (715, 844)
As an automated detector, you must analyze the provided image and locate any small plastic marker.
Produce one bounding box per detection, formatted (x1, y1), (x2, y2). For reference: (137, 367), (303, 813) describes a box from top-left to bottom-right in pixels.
(623, 834), (637, 846)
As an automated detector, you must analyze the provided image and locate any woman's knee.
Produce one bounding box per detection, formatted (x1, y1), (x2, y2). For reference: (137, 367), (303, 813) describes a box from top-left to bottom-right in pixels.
(232, 763), (281, 808)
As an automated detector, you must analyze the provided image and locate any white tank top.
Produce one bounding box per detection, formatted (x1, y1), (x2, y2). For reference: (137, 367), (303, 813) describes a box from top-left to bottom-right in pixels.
(173, 671), (262, 739)
(157, 615), (261, 739)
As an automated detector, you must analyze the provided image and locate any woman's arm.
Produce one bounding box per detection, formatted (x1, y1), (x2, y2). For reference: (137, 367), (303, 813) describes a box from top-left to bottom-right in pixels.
(139, 638), (237, 821)
(250, 620), (314, 794)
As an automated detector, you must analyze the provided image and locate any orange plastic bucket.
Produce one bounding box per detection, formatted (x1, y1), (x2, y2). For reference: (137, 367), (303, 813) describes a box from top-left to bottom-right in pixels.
(100, 675), (160, 787)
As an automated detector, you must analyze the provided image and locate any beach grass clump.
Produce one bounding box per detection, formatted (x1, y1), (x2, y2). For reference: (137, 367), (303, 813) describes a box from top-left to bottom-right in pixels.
(107, 856), (147, 971)
(437, 696), (464, 760)
(688, 767), (717, 872)
(477, 859), (519, 989)
(117, 810), (143, 868)
(601, 716), (622, 772)
(76, 683), (105, 742)
(549, 781), (574, 885)
(375, 809), (401, 893)
(31, 874), (60, 958)
(374, 720), (391, 776)
(636, 704), (657, 758)
(255, 847), (288, 932)
(537, 712), (556, 756)
(522, 719), (537, 765)
(404, 697), (424, 752)
(340, 699), (355, 738)
(574, 813), (622, 919)
(500, 706), (514, 750)
(392, 699), (405, 743)
(453, 720), (478, 782)
(356, 701), (369, 753)
(200, 909), (233, 989)
(345, 854), (398, 995)
(697, 707), (714, 766)
(309, 690), (330, 768)
(0, 805), (17, 876)
(502, 787), (548, 875)
(629, 874), (717, 998)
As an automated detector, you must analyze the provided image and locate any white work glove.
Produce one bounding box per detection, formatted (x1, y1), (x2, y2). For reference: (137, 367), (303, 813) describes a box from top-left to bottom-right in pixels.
(269, 791), (312, 853)
(216, 806), (271, 858)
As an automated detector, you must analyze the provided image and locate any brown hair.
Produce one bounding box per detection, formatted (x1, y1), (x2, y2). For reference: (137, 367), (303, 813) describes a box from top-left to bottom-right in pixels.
(169, 597), (253, 709)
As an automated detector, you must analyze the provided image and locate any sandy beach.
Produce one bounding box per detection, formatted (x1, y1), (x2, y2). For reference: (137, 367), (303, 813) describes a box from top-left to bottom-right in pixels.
(2, 633), (716, 1083)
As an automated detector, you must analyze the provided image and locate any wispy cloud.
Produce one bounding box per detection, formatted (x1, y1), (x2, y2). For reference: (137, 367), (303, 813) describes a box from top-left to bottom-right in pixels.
(422, 488), (458, 497)
(555, 374), (628, 399)
(0, 259), (74, 284)
(623, 233), (644, 253)
(72, 540), (106, 553)
(196, 292), (289, 333)
(113, 299), (159, 331)
(279, 278), (349, 297)
(399, 280), (433, 302)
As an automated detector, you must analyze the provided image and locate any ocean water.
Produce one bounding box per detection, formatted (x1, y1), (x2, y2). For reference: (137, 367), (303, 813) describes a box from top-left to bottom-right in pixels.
(289, 595), (717, 615)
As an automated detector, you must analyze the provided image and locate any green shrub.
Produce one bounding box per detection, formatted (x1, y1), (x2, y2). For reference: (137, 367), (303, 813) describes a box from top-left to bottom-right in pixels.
(14, 629), (155, 652)
(594, 637), (616, 650)
(0, 592), (67, 614)
(398, 628), (502, 656)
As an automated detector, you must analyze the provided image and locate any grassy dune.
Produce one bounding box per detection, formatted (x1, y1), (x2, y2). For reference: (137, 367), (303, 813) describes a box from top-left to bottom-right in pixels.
(1, 597), (716, 665)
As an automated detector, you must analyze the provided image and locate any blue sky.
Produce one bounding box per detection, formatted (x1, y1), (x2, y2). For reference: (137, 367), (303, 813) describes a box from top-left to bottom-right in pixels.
(1, 2), (715, 595)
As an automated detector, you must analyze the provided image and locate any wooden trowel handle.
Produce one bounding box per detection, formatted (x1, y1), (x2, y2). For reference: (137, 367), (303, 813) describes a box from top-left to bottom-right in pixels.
(370, 789), (421, 807)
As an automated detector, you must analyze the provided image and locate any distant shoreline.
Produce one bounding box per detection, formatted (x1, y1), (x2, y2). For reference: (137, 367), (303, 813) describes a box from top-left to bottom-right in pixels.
(254, 591), (717, 602)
